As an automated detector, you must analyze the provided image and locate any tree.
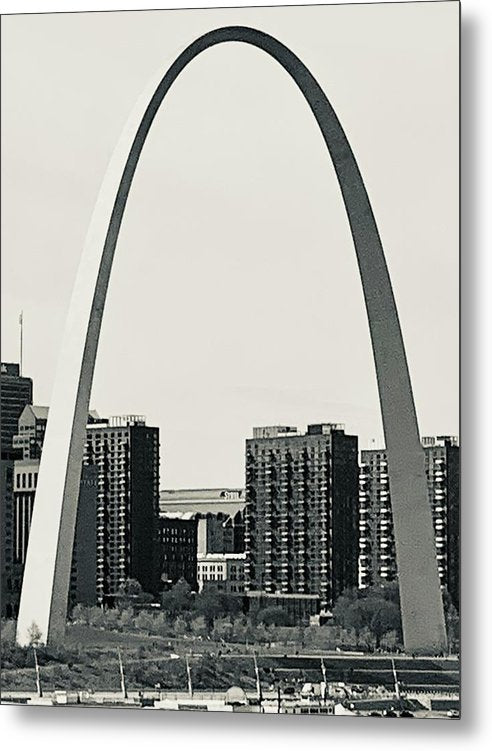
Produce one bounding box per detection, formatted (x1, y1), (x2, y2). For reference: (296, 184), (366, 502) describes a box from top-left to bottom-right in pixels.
(256, 606), (291, 627)
(161, 579), (193, 617)
(117, 608), (134, 630)
(135, 610), (156, 634)
(211, 617), (233, 643)
(333, 585), (403, 649)
(369, 599), (401, 649)
(27, 621), (42, 646)
(192, 589), (243, 627)
(1, 619), (17, 644)
(115, 578), (152, 609)
(190, 615), (208, 638)
(174, 615), (188, 636)
(70, 604), (89, 624)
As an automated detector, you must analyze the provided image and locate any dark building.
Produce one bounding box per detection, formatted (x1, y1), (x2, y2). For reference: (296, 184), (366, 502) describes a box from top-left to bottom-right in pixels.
(84, 414), (160, 605)
(245, 591), (320, 625)
(159, 513), (198, 591)
(1, 362), (32, 616)
(70, 464), (99, 608)
(1, 459), (15, 617)
(197, 510), (245, 555)
(359, 436), (460, 610)
(245, 424), (359, 609)
(1, 362), (33, 459)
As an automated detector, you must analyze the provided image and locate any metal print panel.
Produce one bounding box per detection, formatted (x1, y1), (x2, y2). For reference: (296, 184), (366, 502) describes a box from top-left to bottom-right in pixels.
(1, 1), (460, 718)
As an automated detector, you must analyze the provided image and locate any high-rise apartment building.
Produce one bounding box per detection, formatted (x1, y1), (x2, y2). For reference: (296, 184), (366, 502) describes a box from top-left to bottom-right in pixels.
(245, 424), (359, 609)
(84, 414), (160, 605)
(359, 436), (460, 609)
(1, 363), (33, 459)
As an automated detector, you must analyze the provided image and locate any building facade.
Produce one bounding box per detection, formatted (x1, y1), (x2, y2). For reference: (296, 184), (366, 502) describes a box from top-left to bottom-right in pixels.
(12, 405), (49, 460)
(197, 552), (246, 594)
(1, 459), (15, 617)
(1, 459), (98, 616)
(159, 513), (198, 591)
(84, 414), (160, 605)
(245, 424), (359, 608)
(159, 487), (244, 517)
(245, 590), (320, 625)
(8, 460), (99, 613)
(1, 362), (33, 459)
(197, 510), (245, 556)
(12, 404), (100, 460)
(359, 436), (460, 609)
(1, 363), (33, 615)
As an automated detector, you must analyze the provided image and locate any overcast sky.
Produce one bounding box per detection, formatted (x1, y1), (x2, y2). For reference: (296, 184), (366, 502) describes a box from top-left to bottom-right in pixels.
(1, 2), (459, 488)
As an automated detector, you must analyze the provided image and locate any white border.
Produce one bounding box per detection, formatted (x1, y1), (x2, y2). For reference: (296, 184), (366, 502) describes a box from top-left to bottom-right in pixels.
(1, 0), (491, 747)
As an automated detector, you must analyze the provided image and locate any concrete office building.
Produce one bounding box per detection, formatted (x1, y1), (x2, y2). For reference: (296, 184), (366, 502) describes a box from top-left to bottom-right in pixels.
(13, 404), (100, 460)
(84, 414), (160, 605)
(359, 436), (460, 609)
(1, 459), (98, 616)
(13, 405), (49, 460)
(245, 424), (359, 609)
(159, 487), (244, 517)
(197, 552), (246, 594)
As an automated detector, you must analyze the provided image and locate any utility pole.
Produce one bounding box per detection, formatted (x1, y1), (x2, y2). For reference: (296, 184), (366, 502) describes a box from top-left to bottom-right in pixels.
(185, 654), (193, 698)
(391, 658), (401, 702)
(320, 657), (327, 704)
(253, 652), (263, 711)
(33, 645), (42, 697)
(118, 648), (128, 699)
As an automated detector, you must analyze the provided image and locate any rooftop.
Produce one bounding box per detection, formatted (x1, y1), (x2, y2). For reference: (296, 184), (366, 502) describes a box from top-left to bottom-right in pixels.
(251, 423), (346, 439)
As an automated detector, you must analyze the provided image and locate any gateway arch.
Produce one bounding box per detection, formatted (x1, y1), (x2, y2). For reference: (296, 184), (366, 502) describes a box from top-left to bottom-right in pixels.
(16, 26), (447, 654)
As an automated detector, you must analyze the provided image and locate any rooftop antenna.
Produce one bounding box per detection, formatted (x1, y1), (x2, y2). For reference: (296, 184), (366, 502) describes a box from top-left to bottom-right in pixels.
(19, 311), (23, 376)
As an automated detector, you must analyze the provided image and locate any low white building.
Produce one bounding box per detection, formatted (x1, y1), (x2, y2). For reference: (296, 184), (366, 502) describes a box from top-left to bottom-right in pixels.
(197, 552), (246, 594)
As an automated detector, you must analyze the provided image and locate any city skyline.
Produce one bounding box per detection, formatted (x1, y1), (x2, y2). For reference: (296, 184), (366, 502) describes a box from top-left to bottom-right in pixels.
(1, 3), (458, 488)
(0, 370), (460, 489)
